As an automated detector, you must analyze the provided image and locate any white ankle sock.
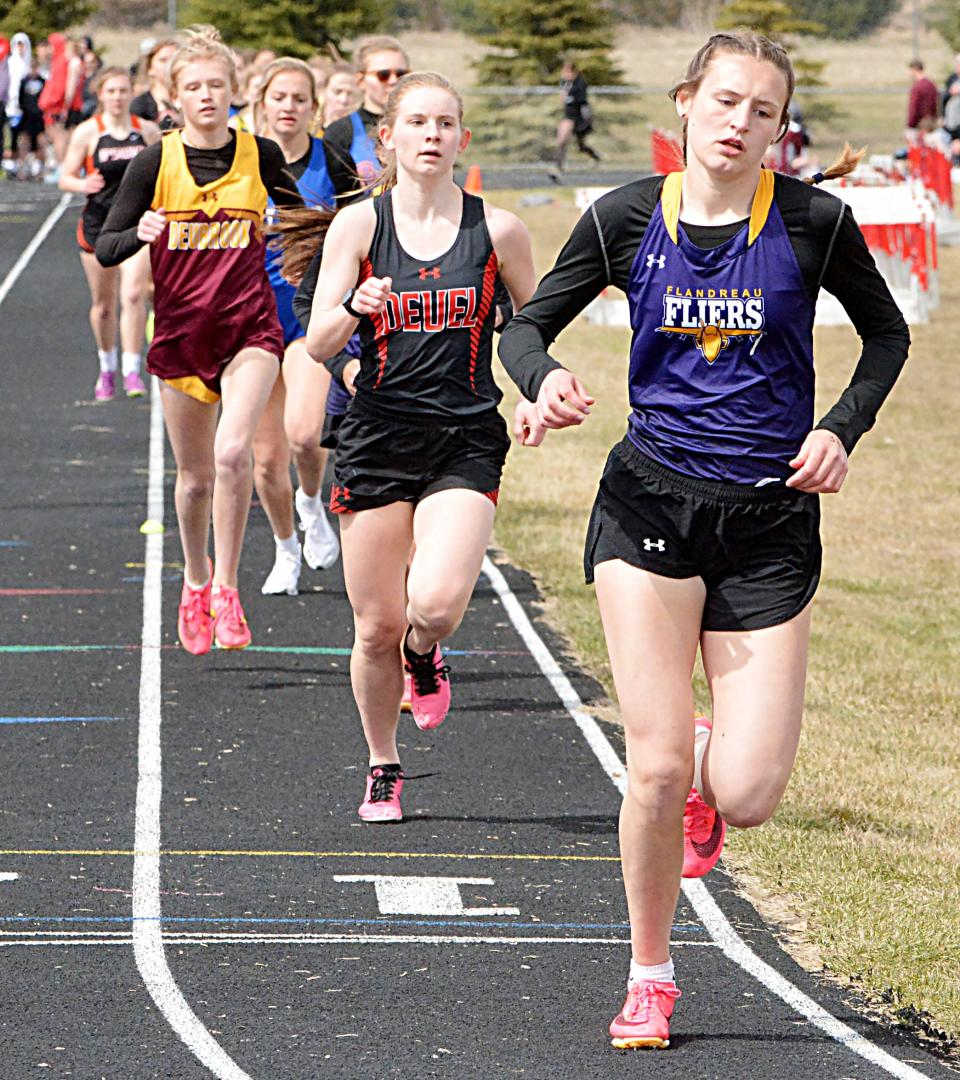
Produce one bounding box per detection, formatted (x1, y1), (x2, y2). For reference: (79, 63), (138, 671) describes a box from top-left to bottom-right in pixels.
(98, 347), (118, 374)
(274, 532), (300, 557)
(296, 487), (324, 516)
(628, 958), (675, 989)
(693, 721), (712, 796)
(121, 351), (141, 376)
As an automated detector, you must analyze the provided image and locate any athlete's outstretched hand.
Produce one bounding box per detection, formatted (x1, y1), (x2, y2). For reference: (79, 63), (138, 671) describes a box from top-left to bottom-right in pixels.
(137, 207), (167, 245)
(84, 169), (105, 195)
(513, 399), (547, 446)
(786, 429), (848, 493)
(351, 275), (393, 316)
(537, 368), (594, 429)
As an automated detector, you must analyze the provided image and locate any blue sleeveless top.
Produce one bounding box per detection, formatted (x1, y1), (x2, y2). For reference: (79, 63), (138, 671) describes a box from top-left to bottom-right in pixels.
(265, 137), (335, 292)
(349, 112), (380, 184)
(625, 170), (815, 484)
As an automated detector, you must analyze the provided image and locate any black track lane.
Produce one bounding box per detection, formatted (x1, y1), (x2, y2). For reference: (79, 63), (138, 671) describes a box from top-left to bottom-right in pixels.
(0, 191), (953, 1079)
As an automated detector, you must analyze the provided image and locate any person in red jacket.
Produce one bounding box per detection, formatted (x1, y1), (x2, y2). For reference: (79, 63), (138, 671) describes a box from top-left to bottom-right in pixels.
(906, 58), (939, 138)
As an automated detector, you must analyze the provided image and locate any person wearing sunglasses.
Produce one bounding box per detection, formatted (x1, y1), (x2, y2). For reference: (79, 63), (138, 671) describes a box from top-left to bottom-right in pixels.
(321, 34), (409, 200)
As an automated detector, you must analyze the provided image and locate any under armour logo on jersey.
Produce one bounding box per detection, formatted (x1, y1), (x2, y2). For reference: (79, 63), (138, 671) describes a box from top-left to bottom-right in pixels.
(647, 254), (665, 270)
(643, 538), (666, 552)
(418, 265), (442, 280)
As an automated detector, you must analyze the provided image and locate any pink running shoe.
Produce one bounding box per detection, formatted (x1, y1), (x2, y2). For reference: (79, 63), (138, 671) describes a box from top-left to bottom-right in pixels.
(610, 980), (682, 1050)
(178, 576), (213, 656)
(400, 671), (413, 713)
(211, 586), (252, 650)
(94, 371), (115, 401)
(124, 371), (146, 397)
(403, 639), (451, 730)
(682, 718), (726, 878)
(358, 765), (404, 822)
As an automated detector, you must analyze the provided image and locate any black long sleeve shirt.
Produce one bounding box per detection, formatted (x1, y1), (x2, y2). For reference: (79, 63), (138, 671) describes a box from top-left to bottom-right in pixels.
(498, 173), (910, 456)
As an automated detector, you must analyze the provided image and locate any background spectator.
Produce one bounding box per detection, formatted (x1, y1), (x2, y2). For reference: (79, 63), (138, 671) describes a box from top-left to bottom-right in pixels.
(906, 58), (939, 139)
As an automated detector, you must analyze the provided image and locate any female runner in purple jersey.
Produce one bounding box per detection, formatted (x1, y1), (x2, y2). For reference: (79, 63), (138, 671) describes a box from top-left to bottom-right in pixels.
(499, 32), (909, 1049)
(303, 72), (544, 823)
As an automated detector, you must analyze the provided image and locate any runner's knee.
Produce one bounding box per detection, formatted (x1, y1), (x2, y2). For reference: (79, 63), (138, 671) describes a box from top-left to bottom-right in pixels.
(177, 469), (215, 502)
(354, 614), (407, 657)
(406, 592), (463, 644)
(215, 439), (252, 478)
(286, 424), (323, 459)
(712, 785), (781, 829)
(625, 754), (692, 811)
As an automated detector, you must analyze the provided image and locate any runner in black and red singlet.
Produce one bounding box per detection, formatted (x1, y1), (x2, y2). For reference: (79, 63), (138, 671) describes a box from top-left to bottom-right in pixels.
(300, 71), (543, 823)
(60, 66), (160, 400)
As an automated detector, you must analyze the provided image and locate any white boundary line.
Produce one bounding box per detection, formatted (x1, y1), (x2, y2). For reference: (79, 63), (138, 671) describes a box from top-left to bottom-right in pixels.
(481, 555), (931, 1080)
(0, 194), (71, 310)
(133, 378), (253, 1080)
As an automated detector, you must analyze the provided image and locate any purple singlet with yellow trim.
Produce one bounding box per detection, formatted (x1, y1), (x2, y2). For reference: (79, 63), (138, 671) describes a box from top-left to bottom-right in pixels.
(626, 170), (815, 484)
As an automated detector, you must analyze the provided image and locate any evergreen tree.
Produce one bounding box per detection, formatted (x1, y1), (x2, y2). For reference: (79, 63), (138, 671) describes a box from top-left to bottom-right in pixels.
(474, 0), (621, 85)
(715, 0), (837, 122)
(793, 0), (897, 40)
(179, 0), (387, 58)
(932, 0), (960, 52)
(0, 0), (97, 38)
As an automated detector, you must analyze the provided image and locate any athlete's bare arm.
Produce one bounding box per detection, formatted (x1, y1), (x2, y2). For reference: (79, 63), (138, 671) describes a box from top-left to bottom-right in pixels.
(58, 120), (102, 196)
(485, 206), (536, 312)
(305, 200), (378, 363)
(483, 206), (547, 445)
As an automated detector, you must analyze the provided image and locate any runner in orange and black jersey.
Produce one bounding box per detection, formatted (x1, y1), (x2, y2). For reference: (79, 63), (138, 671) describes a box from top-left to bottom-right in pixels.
(301, 71), (542, 824)
(59, 66), (160, 400)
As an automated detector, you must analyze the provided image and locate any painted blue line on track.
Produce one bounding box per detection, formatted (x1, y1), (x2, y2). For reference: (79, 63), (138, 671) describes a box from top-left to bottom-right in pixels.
(0, 716), (120, 725)
(0, 914), (706, 933)
(0, 541), (29, 547)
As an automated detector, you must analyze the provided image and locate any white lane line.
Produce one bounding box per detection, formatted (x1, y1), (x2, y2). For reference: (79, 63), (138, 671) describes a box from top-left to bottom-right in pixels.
(481, 555), (930, 1080)
(0, 933), (717, 948)
(0, 872), (19, 882)
(133, 378), (253, 1080)
(0, 194), (71, 310)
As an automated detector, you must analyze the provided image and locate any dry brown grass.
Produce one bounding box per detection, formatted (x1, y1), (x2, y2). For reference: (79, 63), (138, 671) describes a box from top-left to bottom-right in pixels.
(488, 185), (960, 1050)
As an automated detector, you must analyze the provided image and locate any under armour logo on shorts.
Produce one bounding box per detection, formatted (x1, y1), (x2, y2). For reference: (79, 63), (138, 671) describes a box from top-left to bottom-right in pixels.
(646, 254), (665, 270)
(643, 538), (666, 552)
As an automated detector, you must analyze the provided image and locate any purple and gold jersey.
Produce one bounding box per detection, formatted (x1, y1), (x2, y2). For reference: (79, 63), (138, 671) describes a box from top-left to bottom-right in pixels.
(626, 170), (815, 484)
(146, 129), (282, 401)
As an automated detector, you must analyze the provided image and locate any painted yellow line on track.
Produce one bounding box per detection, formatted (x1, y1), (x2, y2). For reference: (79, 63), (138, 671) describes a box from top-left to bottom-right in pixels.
(0, 847), (619, 862)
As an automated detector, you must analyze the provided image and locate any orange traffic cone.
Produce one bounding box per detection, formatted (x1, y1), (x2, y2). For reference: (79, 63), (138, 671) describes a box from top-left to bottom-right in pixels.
(464, 164), (483, 194)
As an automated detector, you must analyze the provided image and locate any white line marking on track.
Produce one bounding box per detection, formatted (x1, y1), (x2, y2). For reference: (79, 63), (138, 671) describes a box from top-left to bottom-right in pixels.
(333, 874), (520, 916)
(481, 556), (931, 1080)
(0, 872), (18, 882)
(0, 932), (717, 947)
(0, 194), (71, 310)
(133, 378), (253, 1080)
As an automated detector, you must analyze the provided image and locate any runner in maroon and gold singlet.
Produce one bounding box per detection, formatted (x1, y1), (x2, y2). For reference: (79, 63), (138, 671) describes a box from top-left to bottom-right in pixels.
(96, 26), (303, 656)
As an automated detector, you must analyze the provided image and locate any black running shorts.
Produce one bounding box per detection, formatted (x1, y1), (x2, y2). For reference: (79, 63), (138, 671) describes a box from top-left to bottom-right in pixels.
(330, 402), (511, 514)
(584, 436), (822, 632)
